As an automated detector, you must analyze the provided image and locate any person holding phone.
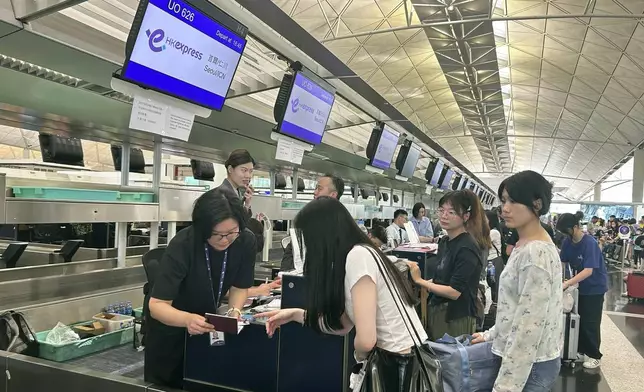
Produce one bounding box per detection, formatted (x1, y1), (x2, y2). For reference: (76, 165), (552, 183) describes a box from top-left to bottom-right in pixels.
(144, 189), (256, 388)
(218, 149), (255, 217)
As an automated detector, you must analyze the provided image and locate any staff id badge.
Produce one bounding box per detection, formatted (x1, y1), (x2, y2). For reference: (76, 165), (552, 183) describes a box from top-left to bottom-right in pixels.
(209, 331), (225, 346)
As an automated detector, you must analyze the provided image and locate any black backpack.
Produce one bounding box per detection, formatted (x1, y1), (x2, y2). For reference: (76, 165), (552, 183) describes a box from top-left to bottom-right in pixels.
(0, 311), (40, 357)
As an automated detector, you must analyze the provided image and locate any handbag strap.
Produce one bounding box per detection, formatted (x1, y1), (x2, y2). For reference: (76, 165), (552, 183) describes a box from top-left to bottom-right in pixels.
(492, 242), (501, 258)
(363, 246), (426, 346)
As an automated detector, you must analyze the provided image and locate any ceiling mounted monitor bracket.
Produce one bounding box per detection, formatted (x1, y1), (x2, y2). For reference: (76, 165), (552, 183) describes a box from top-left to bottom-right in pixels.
(111, 76), (212, 119)
(394, 175), (408, 182)
(289, 61), (303, 73)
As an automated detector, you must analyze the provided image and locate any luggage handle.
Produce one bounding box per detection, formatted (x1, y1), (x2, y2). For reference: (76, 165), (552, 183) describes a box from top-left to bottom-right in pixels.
(436, 334), (473, 346)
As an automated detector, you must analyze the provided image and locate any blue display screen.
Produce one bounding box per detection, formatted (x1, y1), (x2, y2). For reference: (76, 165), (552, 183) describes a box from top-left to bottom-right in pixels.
(429, 161), (444, 187)
(460, 178), (468, 190)
(400, 143), (421, 178)
(440, 169), (454, 190)
(123, 0), (246, 110)
(278, 72), (336, 145)
(371, 126), (399, 169)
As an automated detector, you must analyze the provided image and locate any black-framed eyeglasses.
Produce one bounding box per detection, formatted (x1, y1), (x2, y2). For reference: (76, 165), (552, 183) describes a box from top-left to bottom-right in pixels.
(211, 231), (240, 242)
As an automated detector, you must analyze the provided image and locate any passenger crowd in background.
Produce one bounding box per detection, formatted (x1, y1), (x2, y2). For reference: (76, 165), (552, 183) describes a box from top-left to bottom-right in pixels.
(587, 215), (644, 268)
(145, 147), (609, 391)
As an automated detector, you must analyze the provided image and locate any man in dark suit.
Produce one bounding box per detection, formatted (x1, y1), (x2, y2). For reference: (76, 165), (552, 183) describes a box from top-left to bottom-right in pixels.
(280, 174), (345, 271)
(216, 149), (255, 217)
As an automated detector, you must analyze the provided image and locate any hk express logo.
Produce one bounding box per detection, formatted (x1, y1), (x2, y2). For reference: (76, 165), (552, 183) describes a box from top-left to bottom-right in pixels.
(145, 28), (203, 60)
(146, 29), (166, 52)
(290, 97), (316, 115)
(290, 98), (300, 113)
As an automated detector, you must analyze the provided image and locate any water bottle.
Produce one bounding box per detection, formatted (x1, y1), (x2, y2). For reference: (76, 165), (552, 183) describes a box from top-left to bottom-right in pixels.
(357, 220), (368, 235)
(487, 261), (495, 277)
(487, 261), (496, 285)
(126, 301), (133, 316)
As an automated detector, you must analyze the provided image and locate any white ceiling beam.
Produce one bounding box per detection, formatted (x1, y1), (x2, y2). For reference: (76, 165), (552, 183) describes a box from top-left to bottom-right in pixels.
(12, 0), (87, 23)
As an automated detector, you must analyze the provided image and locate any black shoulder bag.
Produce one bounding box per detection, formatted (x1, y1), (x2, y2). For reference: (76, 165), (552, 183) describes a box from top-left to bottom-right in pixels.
(361, 246), (444, 392)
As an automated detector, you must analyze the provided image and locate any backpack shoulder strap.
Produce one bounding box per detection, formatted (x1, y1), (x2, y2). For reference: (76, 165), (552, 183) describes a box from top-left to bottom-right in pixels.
(0, 311), (20, 351)
(11, 312), (37, 341)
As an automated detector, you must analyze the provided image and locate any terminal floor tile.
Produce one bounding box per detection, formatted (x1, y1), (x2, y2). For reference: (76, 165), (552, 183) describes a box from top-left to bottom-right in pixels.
(555, 366), (611, 392)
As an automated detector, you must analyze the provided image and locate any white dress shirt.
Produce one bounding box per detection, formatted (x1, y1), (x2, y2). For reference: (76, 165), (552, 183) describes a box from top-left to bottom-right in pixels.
(385, 224), (409, 247)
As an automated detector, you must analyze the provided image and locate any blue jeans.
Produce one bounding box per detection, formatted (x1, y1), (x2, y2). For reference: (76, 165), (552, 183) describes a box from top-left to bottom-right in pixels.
(522, 358), (561, 391)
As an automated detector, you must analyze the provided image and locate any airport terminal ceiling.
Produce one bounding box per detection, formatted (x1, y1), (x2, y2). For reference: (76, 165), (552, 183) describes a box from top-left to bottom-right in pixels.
(251, 0), (644, 200)
(0, 0), (643, 199)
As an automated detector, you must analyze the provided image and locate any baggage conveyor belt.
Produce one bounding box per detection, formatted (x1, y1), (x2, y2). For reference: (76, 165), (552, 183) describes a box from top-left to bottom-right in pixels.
(65, 344), (145, 380)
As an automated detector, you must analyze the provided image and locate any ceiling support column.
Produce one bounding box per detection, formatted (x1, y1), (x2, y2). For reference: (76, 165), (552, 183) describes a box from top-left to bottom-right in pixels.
(593, 183), (602, 202)
(632, 149), (644, 219)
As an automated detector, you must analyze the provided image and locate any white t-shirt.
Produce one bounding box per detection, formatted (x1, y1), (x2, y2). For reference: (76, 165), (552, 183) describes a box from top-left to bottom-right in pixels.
(488, 229), (502, 260)
(344, 245), (427, 353)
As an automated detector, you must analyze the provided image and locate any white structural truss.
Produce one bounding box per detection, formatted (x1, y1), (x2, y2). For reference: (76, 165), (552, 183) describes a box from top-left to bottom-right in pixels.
(272, 0), (644, 199)
(1, 0), (644, 199)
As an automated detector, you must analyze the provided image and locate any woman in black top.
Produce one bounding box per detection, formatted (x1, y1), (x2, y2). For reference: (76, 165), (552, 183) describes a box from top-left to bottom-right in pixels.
(144, 189), (256, 388)
(408, 190), (486, 340)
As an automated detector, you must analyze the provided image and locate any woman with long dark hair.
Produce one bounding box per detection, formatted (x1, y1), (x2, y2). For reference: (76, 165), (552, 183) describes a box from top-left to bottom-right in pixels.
(472, 171), (563, 392)
(257, 197), (426, 391)
(407, 189), (486, 340)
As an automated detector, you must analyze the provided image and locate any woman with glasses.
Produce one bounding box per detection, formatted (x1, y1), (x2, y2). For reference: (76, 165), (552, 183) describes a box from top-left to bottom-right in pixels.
(144, 188), (256, 388)
(407, 189), (487, 340)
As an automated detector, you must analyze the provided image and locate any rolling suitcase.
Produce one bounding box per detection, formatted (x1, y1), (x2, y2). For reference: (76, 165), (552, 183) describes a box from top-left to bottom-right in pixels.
(626, 271), (644, 299)
(561, 312), (580, 366)
(561, 287), (580, 367)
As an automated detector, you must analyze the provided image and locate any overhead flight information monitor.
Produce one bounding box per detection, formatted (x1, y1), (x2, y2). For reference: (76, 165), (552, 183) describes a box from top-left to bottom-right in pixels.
(277, 71), (336, 145)
(122, 0), (247, 111)
(369, 125), (400, 170)
(429, 160), (444, 187)
(400, 143), (422, 178)
(440, 169), (454, 190)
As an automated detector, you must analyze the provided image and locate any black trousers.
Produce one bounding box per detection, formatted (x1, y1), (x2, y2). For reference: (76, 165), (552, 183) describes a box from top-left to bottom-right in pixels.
(578, 294), (604, 360)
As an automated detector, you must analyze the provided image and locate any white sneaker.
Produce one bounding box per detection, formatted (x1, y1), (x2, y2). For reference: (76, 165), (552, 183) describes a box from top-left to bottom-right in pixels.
(576, 353), (587, 362)
(583, 358), (601, 369)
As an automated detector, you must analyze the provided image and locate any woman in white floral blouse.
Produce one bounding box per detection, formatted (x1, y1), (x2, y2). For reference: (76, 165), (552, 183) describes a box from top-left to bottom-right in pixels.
(472, 171), (563, 392)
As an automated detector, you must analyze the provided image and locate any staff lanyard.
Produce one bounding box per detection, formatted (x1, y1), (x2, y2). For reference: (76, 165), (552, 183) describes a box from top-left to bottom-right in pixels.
(204, 245), (228, 309)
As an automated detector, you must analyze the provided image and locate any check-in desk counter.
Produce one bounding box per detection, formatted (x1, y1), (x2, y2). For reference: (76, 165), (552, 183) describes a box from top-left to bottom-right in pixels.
(390, 246), (438, 327)
(184, 275), (354, 392)
(391, 246), (438, 280)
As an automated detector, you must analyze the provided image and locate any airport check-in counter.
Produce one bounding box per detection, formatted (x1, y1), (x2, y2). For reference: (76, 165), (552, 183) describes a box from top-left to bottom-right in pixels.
(184, 274), (355, 392)
(389, 246), (438, 327)
(391, 246), (438, 280)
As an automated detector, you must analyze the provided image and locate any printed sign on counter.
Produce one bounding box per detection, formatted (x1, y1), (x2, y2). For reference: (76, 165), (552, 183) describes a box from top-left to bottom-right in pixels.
(275, 137), (305, 165)
(129, 95), (194, 141)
